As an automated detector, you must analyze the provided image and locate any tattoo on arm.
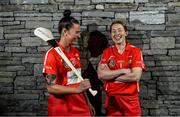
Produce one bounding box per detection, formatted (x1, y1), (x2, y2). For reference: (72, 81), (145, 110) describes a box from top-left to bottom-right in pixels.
(45, 74), (56, 86)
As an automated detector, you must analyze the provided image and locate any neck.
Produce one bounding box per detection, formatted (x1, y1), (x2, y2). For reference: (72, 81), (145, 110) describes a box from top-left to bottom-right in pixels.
(59, 37), (70, 52)
(115, 40), (126, 54)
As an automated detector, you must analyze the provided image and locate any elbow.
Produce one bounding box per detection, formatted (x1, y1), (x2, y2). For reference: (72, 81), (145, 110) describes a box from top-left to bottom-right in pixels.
(97, 72), (103, 80)
(134, 75), (141, 82)
(47, 85), (55, 94)
(47, 85), (52, 93)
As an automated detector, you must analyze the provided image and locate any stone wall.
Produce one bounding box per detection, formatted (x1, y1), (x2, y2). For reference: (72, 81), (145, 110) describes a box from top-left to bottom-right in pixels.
(0, 0), (180, 116)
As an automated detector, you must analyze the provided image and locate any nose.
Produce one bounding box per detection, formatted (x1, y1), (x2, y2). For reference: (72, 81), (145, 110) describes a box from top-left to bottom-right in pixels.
(77, 33), (81, 39)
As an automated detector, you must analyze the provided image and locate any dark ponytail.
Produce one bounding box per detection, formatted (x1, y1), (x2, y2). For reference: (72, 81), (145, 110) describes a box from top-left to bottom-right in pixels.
(58, 10), (79, 34)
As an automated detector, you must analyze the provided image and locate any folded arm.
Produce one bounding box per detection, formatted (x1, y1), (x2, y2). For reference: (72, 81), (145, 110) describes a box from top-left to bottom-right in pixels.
(115, 67), (142, 82)
(97, 63), (131, 81)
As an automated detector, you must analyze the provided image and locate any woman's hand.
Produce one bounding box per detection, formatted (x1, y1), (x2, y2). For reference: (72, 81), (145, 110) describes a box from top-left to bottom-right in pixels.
(76, 79), (91, 93)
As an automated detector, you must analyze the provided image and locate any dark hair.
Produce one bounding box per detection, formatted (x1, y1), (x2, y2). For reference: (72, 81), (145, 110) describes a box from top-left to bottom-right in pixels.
(110, 20), (128, 33)
(58, 10), (79, 34)
(87, 30), (108, 57)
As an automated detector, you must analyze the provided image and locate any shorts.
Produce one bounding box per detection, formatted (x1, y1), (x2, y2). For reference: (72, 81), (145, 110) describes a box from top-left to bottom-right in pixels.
(105, 93), (141, 116)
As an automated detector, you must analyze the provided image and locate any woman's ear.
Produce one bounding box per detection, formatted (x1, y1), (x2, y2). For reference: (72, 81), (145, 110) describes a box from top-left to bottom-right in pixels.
(125, 31), (128, 36)
(61, 28), (67, 36)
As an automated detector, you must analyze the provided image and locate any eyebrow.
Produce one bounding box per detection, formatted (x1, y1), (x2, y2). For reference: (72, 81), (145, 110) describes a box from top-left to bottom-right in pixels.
(112, 28), (123, 30)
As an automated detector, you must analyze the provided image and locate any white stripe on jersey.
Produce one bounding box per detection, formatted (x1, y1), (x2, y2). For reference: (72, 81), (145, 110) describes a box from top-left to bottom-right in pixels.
(42, 48), (53, 73)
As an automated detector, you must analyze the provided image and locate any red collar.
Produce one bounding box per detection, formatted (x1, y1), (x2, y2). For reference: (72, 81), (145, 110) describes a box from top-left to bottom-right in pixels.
(113, 42), (131, 53)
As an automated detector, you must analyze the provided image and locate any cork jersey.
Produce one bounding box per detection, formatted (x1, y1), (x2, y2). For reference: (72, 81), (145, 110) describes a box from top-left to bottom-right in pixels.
(43, 42), (91, 116)
(100, 43), (145, 95)
(43, 43), (81, 87)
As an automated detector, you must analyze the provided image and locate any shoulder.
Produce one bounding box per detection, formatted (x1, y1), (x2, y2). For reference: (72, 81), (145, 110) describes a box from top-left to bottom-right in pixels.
(71, 47), (80, 55)
(103, 45), (114, 53)
(128, 43), (141, 52)
(44, 47), (58, 60)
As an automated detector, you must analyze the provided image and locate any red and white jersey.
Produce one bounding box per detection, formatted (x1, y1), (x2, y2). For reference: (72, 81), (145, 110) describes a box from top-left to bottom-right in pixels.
(43, 42), (81, 87)
(43, 42), (91, 116)
(100, 43), (145, 95)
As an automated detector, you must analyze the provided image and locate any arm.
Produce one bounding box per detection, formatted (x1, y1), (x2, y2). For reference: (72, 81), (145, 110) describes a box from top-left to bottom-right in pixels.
(45, 74), (91, 95)
(115, 67), (142, 82)
(97, 63), (131, 81)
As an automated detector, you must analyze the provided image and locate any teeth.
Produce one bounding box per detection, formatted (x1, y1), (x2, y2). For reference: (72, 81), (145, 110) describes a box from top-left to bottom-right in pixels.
(115, 35), (122, 40)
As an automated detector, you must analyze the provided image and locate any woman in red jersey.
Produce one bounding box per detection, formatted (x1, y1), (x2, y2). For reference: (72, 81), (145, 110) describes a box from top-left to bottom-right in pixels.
(98, 20), (145, 116)
(43, 10), (92, 116)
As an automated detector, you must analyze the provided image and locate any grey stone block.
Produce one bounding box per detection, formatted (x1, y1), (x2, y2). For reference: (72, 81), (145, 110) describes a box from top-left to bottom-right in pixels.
(0, 0), (10, 4)
(82, 11), (114, 18)
(3, 21), (20, 26)
(14, 12), (52, 17)
(0, 87), (14, 94)
(0, 72), (16, 77)
(150, 108), (169, 116)
(8, 39), (21, 44)
(130, 24), (166, 30)
(149, 66), (178, 71)
(0, 5), (33, 12)
(0, 27), (3, 34)
(153, 71), (177, 77)
(34, 5), (58, 12)
(135, 0), (148, 2)
(22, 57), (42, 63)
(4, 29), (30, 34)
(144, 61), (155, 66)
(175, 29), (180, 36)
(168, 2), (180, 7)
(0, 17), (14, 21)
(0, 78), (14, 83)
(96, 4), (105, 10)
(92, 0), (134, 3)
(150, 37), (175, 49)
(54, 0), (74, 2)
(143, 49), (167, 55)
(158, 82), (180, 94)
(141, 100), (162, 108)
(4, 24), (25, 31)
(5, 47), (26, 52)
(156, 61), (180, 66)
(0, 52), (11, 57)
(151, 31), (175, 37)
(10, 0), (48, 4)
(14, 93), (38, 99)
(159, 77), (180, 81)
(105, 3), (137, 11)
(6, 66), (25, 71)
(169, 50), (180, 55)
(26, 21), (53, 29)
(115, 12), (129, 19)
(13, 53), (42, 57)
(130, 11), (165, 24)
(82, 18), (112, 25)
(0, 12), (13, 16)
(22, 37), (48, 46)
(15, 16), (52, 21)
(37, 46), (50, 52)
(138, 3), (167, 11)
(58, 4), (95, 12)
(167, 14), (180, 26)
(75, 0), (90, 4)
(0, 60), (21, 65)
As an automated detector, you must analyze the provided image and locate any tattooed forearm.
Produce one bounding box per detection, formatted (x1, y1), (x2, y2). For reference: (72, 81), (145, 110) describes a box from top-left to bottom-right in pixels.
(45, 74), (56, 86)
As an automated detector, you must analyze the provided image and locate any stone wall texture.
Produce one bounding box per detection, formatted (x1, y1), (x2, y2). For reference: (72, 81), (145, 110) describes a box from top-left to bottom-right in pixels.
(0, 0), (180, 116)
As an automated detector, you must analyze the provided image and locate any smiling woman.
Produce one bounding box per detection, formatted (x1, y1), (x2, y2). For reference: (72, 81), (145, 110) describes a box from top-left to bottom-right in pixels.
(98, 20), (146, 116)
(42, 10), (93, 116)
